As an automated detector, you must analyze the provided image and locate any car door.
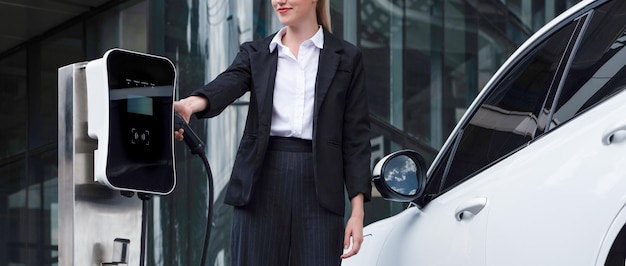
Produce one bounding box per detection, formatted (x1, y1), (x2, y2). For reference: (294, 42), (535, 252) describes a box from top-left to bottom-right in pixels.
(479, 1), (626, 265)
(371, 177), (490, 265)
(369, 5), (586, 265)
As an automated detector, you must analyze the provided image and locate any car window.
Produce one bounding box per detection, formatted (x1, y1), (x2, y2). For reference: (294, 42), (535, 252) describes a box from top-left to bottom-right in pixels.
(550, 1), (626, 128)
(424, 19), (582, 196)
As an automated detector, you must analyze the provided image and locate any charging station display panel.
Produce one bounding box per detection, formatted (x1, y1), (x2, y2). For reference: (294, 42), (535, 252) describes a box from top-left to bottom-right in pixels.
(105, 50), (175, 194)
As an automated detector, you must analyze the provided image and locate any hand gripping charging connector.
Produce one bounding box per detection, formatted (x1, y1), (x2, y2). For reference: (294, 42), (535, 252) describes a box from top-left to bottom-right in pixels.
(173, 113), (205, 155)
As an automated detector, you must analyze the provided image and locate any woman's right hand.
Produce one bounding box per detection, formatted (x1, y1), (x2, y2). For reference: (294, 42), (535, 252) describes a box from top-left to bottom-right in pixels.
(173, 100), (188, 142)
(173, 96), (208, 142)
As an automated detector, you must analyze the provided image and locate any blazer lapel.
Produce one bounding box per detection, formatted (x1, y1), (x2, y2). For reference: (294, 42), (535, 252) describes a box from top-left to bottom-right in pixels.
(249, 35), (278, 124)
(314, 31), (342, 122)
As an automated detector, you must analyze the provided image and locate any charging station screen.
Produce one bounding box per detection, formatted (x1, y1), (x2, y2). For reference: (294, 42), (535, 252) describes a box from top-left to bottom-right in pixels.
(105, 50), (175, 194)
(127, 94), (153, 116)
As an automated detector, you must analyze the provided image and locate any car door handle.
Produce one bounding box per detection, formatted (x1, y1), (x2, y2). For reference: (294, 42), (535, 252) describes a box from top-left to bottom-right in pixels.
(602, 125), (626, 145)
(455, 197), (488, 221)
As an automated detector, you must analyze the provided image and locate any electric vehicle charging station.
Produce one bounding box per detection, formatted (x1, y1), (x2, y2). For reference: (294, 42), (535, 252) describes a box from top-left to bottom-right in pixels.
(85, 49), (177, 195)
(58, 49), (177, 265)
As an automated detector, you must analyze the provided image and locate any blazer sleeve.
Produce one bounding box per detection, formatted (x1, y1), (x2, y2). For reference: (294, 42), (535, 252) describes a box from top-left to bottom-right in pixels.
(191, 43), (253, 118)
(342, 48), (373, 203)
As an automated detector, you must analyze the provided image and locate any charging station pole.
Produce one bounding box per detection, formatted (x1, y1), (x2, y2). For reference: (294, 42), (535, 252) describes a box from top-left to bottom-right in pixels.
(58, 62), (142, 266)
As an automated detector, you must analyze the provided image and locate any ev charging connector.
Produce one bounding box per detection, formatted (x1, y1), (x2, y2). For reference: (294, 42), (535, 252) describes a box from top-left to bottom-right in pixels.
(86, 48), (176, 195)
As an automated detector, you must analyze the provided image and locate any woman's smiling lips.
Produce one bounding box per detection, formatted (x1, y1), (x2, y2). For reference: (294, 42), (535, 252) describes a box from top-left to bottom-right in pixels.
(277, 7), (291, 14)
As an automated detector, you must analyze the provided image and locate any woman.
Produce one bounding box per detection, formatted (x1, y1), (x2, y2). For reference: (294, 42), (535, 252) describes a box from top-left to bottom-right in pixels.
(174, 0), (371, 264)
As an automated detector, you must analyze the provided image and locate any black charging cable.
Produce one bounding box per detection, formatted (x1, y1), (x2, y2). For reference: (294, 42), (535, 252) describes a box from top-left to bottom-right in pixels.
(138, 192), (151, 266)
(119, 190), (152, 266)
(174, 113), (214, 266)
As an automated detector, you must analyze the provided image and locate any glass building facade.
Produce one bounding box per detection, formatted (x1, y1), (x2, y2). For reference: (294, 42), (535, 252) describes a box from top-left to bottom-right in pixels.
(0, 0), (580, 265)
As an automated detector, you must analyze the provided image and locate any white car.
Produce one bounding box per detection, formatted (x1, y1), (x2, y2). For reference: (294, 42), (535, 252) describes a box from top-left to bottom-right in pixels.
(344, 0), (626, 265)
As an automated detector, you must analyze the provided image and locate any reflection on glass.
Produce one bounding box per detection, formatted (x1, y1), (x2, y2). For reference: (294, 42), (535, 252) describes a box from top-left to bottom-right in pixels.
(441, 21), (578, 191)
(384, 155), (419, 196)
(0, 51), (27, 159)
(553, 1), (626, 128)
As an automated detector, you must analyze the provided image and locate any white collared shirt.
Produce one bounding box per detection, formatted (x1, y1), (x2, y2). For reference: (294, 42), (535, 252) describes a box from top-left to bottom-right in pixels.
(268, 26), (324, 140)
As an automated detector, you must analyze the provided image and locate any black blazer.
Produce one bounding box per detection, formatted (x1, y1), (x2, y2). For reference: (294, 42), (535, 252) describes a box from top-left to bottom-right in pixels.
(192, 30), (371, 215)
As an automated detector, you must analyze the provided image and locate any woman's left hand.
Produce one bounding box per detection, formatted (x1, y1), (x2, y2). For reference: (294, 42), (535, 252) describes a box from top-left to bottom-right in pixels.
(341, 193), (365, 259)
(341, 214), (364, 259)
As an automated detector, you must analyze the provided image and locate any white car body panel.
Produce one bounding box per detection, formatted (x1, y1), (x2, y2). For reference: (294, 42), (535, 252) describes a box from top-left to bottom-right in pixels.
(483, 89), (626, 265)
(342, 207), (420, 266)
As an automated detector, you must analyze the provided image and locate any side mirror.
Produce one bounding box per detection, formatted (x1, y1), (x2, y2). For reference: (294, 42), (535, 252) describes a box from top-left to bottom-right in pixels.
(372, 150), (427, 202)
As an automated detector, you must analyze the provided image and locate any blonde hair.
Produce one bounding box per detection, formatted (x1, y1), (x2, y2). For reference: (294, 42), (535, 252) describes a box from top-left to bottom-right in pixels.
(316, 0), (332, 32)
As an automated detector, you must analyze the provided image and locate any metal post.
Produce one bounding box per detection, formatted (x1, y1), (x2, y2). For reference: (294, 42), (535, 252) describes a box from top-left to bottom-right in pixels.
(58, 63), (143, 266)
